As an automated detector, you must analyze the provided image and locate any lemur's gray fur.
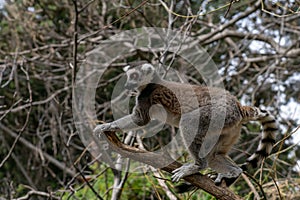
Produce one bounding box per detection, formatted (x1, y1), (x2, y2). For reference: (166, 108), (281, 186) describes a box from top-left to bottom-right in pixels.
(94, 63), (277, 187)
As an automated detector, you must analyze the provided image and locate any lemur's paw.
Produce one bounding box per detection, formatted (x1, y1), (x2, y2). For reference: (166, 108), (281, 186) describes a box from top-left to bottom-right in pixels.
(171, 164), (201, 182)
(214, 169), (242, 186)
(215, 176), (240, 187)
(93, 123), (116, 137)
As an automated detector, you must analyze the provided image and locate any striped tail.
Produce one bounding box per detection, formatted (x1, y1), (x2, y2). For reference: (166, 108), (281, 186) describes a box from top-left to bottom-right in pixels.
(241, 106), (278, 168)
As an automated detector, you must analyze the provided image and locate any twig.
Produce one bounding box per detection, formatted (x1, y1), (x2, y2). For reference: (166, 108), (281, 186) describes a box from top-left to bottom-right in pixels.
(224, 0), (235, 18)
(241, 173), (260, 199)
(0, 64), (32, 168)
(271, 175), (283, 200)
(78, 0), (95, 14)
(137, 135), (177, 200)
(1, 135), (37, 189)
(0, 124), (76, 177)
(71, 0), (78, 85)
(243, 171), (267, 200)
(73, 164), (104, 200)
(158, 0), (235, 18)
(78, 0), (150, 43)
(111, 132), (134, 200)
(13, 190), (59, 200)
(0, 86), (70, 114)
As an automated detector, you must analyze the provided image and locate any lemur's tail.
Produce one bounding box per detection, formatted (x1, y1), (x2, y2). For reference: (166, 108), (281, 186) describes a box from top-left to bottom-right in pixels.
(241, 106), (278, 167)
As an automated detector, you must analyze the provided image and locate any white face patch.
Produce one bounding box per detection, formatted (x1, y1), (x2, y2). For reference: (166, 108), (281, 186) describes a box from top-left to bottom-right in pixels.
(124, 63), (156, 90)
(141, 63), (155, 72)
(140, 64), (155, 85)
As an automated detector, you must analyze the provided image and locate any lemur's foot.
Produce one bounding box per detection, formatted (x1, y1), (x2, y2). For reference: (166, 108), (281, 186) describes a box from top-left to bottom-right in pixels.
(171, 164), (201, 182)
(214, 168), (242, 186)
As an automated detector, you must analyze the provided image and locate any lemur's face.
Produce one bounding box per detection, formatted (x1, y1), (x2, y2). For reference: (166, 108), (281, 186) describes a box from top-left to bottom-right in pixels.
(124, 64), (155, 90)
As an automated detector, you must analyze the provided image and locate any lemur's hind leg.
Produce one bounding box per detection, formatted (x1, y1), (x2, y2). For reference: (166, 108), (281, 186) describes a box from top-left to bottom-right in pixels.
(209, 154), (242, 186)
(171, 143), (208, 182)
(172, 108), (211, 182)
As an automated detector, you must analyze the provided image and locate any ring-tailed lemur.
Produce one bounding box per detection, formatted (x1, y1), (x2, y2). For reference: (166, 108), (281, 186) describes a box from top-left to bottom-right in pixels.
(94, 63), (277, 188)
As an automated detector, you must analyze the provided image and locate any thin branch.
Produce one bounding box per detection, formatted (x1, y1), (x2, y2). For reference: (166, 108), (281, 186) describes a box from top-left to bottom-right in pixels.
(12, 189), (59, 200)
(0, 86), (70, 114)
(224, 0), (235, 18)
(241, 173), (260, 199)
(73, 164), (104, 200)
(0, 124), (76, 177)
(5, 43), (69, 56)
(78, 0), (150, 43)
(78, 0), (96, 14)
(137, 135), (177, 200)
(271, 175), (283, 200)
(0, 64), (32, 168)
(198, 0), (260, 43)
(243, 171), (267, 200)
(72, 0), (78, 85)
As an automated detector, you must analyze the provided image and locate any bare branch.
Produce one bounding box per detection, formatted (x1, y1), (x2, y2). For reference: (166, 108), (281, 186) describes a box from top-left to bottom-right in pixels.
(13, 189), (59, 200)
(100, 131), (243, 200)
(0, 124), (76, 177)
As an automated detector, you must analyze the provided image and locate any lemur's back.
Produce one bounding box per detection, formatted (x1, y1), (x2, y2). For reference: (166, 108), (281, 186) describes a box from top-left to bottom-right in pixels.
(139, 81), (243, 129)
(138, 79), (276, 164)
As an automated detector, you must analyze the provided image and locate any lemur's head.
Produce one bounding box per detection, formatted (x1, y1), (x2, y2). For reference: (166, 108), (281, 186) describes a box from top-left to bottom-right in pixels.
(124, 63), (156, 90)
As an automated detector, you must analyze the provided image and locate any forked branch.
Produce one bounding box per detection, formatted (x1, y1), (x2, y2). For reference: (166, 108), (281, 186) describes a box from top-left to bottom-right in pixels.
(101, 131), (242, 200)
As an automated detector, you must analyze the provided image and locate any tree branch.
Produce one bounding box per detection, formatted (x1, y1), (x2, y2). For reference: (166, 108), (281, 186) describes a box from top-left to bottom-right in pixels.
(100, 131), (243, 200)
(0, 124), (76, 177)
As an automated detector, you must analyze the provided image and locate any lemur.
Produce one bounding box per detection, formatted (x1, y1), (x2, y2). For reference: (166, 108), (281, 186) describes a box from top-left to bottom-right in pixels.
(94, 63), (277, 187)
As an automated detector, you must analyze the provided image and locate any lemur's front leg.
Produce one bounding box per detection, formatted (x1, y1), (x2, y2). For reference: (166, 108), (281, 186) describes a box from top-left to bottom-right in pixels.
(94, 115), (141, 137)
(94, 104), (151, 136)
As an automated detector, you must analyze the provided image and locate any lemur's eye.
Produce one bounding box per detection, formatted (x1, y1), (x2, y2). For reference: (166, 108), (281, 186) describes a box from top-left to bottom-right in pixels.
(129, 72), (139, 80)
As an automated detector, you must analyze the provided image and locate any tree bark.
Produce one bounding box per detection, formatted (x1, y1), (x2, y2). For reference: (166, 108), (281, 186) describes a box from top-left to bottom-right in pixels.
(101, 131), (243, 200)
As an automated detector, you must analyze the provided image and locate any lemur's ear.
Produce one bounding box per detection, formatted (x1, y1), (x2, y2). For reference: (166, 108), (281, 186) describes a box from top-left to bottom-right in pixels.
(141, 64), (154, 74)
(123, 65), (131, 72)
